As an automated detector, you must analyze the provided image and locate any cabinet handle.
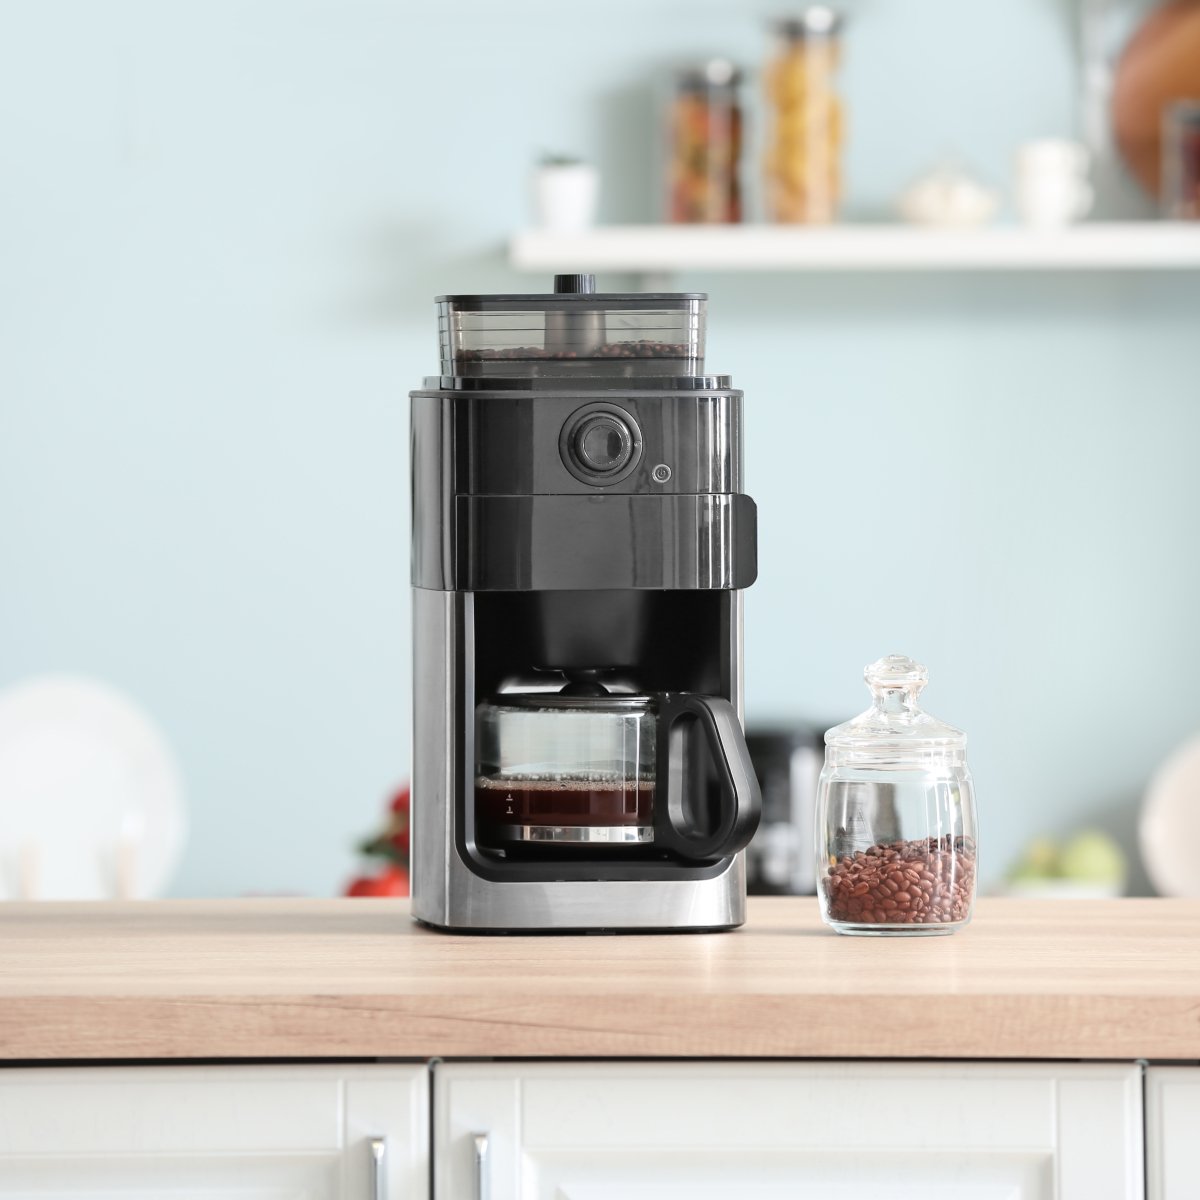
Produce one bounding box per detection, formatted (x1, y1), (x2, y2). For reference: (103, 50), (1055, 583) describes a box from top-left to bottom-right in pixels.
(369, 1136), (387, 1200)
(472, 1131), (490, 1200)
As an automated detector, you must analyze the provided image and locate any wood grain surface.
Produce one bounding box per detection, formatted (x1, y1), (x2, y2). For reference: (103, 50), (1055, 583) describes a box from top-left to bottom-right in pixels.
(0, 897), (1197, 1061)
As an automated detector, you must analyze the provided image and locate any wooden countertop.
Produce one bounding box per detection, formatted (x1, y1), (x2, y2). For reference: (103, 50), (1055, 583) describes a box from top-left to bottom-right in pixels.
(1, 897), (1198, 1061)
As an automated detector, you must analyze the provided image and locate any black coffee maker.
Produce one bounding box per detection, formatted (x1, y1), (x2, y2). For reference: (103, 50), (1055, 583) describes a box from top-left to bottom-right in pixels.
(409, 275), (760, 932)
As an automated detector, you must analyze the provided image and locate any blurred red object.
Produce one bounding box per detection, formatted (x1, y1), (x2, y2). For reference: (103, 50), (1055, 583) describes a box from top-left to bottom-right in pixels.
(345, 864), (409, 897)
(345, 781), (411, 896)
(388, 784), (410, 854)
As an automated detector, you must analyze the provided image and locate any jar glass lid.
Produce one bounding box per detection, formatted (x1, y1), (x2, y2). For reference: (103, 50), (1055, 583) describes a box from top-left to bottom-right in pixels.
(825, 655), (965, 759)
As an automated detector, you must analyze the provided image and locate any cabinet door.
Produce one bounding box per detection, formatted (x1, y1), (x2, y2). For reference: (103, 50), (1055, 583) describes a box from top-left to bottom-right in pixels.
(0, 1063), (427, 1198)
(435, 1061), (1142, 1200)
(1147, 1066), (1200, 1200)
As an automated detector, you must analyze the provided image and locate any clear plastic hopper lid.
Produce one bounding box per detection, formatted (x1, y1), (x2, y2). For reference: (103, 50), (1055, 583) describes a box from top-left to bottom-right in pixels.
(437, 273), (706, 379)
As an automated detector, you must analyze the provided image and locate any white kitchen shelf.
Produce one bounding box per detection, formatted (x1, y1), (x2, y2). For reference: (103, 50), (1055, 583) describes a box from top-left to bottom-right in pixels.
(510, 223), (1200, 277)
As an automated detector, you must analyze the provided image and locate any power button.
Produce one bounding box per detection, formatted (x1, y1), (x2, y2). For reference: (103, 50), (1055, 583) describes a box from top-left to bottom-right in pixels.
(560, 404), (643, 485)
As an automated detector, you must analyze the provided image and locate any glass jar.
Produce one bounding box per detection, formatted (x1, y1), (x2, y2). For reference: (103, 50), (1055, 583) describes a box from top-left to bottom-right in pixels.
(815, 656), (978, 936)
(764, 8), (845, 223)
(1163, 101), (1200, 219)
(474, 688), (760, 860)
(667, 60), (744, 224)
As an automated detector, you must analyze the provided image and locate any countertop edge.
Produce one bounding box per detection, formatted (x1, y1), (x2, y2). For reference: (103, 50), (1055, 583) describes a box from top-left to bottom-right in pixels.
(2, 991), (1197, 1063)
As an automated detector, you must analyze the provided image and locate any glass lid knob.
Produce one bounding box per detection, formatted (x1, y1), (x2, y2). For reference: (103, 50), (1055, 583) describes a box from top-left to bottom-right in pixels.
(865, 654), (928, 716)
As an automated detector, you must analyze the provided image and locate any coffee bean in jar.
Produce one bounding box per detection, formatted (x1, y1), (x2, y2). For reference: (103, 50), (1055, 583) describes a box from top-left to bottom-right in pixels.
(814, 656), (979, 936)
(822, 836), (976, 928)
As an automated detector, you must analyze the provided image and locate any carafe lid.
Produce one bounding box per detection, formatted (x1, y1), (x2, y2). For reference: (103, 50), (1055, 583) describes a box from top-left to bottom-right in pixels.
(491, 692), (651, 713)
(824, 655), (965, 760)
(487, 675), (653, 712)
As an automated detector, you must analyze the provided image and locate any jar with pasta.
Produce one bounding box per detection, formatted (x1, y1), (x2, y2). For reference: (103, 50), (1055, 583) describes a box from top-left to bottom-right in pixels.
(764, 9), (845, 223)
(667, 59), (743, 224)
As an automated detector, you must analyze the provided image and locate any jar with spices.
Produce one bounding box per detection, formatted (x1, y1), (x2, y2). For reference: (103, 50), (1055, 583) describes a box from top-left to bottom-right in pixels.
(667, 59), (743, 223)
(815, 656), (978, 936)
(764, 8), (845, 223)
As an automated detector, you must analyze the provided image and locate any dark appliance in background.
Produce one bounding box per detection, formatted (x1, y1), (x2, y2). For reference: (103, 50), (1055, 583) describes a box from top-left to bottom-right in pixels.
(409, 274), (762, 933)
(744, 726), (825, 895)
(744, 724), (900, 896)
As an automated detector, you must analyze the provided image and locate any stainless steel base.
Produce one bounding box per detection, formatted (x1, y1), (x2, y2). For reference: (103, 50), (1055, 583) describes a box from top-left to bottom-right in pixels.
(411, 589), (749, 933)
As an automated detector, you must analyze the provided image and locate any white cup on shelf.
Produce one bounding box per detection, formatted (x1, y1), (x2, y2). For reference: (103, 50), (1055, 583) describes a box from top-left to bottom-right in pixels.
(1015, 139), (1093, 228)
(532, 159), (599, 233)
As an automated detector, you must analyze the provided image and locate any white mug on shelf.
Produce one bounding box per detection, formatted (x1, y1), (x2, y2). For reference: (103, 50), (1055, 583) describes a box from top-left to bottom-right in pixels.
(532, 158), (599, 233)
(1015, 139), (1093, 228)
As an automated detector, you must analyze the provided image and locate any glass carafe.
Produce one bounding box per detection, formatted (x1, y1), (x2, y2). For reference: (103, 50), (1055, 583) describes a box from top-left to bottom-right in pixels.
(475, 687), (760, 862)
(815, 656), (977, 935)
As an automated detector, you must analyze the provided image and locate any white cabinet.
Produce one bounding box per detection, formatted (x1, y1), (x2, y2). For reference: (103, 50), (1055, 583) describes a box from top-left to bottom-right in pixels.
(1147, 1066), (1200, 1200)
(0, 1063), (428, 1198)
(434, 1061), (1143, 1200)
(0, 1058), (1158, 1197)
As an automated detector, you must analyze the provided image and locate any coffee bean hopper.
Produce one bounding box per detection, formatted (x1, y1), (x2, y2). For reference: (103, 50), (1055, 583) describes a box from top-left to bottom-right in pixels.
(409, 274), (761, 932)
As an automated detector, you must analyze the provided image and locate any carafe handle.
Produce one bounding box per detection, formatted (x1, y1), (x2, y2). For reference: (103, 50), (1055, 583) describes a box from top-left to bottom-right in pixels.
(654, 694), (761, 862)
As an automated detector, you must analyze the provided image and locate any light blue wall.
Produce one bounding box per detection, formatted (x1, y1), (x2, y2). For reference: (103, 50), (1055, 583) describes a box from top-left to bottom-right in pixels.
(1, 0), (1197, 897)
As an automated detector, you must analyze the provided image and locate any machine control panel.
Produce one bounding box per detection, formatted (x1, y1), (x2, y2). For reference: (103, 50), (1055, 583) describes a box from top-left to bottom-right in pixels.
(573, 412), (633, 474)
(560, 403), (644, 485)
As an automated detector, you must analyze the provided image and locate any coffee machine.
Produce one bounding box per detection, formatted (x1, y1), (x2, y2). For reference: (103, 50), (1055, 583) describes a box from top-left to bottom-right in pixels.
(409, 274), (760, 932)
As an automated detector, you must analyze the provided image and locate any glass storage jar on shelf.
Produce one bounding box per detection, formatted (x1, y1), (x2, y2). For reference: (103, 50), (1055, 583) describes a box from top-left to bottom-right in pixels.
(666, 59), (744, 223)
(815, 656), (977, 936)
(1164, 101), (1200, 219)
(763, 8), (844, 223)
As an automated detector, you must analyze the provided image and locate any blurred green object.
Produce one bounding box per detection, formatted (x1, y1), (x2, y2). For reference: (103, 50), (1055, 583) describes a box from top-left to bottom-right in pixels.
(1009, 836), (1061, 883)
(1059, 830), (1127, 887)
(1023, 836), (1059, 875)
(1008, 829), (1128, 890)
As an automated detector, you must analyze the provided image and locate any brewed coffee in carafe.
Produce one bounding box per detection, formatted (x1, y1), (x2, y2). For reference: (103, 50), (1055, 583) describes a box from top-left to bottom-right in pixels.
(475, 690), (657, 848)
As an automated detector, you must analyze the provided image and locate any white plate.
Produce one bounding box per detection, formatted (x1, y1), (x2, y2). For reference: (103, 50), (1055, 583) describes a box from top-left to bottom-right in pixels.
(1140, 732), (1200, 897)
(0, 676), (186, 899)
